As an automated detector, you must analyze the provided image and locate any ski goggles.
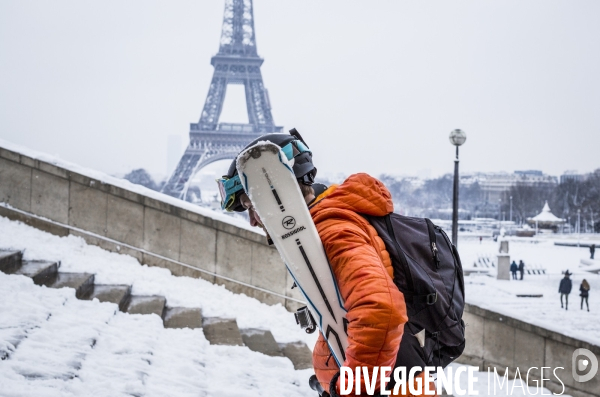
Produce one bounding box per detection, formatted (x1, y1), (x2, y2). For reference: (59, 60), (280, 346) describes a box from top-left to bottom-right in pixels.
(217, 140), (311, 211)
(217, 174), (244, 211)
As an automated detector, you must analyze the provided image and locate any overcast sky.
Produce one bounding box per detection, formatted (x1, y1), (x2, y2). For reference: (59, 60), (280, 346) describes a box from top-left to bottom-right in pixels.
(1, 1), (599, 182)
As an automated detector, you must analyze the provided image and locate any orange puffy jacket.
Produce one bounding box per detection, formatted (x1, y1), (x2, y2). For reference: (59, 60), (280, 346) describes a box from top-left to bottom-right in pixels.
(309, 173), (434, 396)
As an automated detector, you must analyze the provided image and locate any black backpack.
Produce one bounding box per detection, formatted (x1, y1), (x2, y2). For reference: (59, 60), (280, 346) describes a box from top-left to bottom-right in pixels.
(364, 213), (466, 370)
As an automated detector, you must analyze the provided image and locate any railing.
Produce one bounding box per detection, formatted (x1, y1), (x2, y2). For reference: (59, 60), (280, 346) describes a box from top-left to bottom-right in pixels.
(189, 122), (283, 133)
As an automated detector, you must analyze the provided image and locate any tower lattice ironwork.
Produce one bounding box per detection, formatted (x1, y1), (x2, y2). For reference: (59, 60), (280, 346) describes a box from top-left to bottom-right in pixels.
(162, 0), (282, 200)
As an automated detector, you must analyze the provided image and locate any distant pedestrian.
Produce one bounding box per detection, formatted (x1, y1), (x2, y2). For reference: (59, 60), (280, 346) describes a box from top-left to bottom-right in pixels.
(590, 244), (596, 260)
(518, 260), (525, 280)
(559, 271), (573, 310)
(479, 236), (482, 244)
(580, 279), (590, 311)
(510, 261), (518, 280)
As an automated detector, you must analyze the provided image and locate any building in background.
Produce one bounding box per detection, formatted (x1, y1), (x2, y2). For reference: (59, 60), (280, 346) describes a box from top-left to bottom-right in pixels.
(461, 170), (558, 203)
(560, 170), (590, 184)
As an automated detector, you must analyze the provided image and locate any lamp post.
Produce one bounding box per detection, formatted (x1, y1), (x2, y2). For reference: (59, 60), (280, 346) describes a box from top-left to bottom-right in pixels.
(578, 209), (581, 247)
(510, 196), (513, 223)
(498, 198), (502, 230)
(449, 129), (466, 246)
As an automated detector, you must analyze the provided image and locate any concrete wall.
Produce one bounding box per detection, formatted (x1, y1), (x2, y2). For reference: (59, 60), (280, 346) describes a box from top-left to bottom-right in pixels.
(0, 145), (305, 310)
(460, 303), (600, 397)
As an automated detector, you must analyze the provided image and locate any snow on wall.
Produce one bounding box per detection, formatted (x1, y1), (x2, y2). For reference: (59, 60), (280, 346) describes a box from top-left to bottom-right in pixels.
(0, 138), (262, 235)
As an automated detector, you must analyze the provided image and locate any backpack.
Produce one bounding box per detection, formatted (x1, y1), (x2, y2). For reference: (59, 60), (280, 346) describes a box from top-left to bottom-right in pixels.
(364, 213), (466, 370)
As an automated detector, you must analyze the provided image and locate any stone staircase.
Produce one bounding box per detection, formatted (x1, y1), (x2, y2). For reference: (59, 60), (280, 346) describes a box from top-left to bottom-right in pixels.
(0, 250), (312, 370)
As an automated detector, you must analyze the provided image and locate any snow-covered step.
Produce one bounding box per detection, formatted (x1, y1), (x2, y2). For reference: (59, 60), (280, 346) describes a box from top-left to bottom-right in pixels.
(0, 250), (23, 273)
(279, 341), (313, 370)
(240, 328), (284, 357)
(0, 271), (119, 381)
(14, 260), (59, 285)
(126, 295), (166, 317)
(163, 307), (203, 329)
(203, 318), (244, 346)
(86, 284), (132, 312)
(44, 272), (95, 299)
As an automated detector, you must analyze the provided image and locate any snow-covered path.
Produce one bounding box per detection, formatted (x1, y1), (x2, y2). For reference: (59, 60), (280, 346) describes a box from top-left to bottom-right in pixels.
(458, 238), (600, 346)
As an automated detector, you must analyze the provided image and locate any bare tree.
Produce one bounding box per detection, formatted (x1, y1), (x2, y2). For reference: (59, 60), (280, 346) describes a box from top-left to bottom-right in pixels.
(502, 183), (554, 224)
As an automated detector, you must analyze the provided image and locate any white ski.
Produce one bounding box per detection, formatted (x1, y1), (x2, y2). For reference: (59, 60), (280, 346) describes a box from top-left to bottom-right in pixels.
(237, 141), (348, 366)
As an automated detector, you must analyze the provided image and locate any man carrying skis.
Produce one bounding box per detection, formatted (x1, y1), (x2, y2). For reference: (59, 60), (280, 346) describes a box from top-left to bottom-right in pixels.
(217, 131), (433, 396)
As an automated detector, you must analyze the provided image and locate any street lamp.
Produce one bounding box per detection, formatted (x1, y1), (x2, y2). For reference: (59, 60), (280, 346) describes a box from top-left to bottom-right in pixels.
(498, 198), (502, 229)
(510, 196), (513, 223)
(449, 129), (466, 246)
(578, 209), (581, 247)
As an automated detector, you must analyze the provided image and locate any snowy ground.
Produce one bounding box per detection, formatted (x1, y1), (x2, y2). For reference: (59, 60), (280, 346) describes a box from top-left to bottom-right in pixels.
(458, 237), (600, 346)
(0, 216), (586, 396)
(0, 271), (316, 397)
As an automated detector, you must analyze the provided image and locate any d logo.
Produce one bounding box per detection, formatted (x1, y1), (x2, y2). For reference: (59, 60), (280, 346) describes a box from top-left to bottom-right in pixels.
(282, 216), (296, 230)
(572, 348), (598, 383)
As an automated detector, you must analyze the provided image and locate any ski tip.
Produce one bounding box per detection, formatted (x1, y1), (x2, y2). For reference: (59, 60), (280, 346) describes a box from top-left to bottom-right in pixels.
(236, 141), (282, 170)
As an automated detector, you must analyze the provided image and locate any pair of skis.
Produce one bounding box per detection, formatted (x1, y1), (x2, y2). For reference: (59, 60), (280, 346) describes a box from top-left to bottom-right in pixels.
(236, 142), (348, 368)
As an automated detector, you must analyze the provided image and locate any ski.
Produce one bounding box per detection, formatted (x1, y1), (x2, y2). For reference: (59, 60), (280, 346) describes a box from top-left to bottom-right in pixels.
(236, 141), (348, 366)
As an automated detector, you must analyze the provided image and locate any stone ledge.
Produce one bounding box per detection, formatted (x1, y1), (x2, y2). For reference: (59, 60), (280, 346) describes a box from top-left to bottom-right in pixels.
(0, 146), (268, 247)
(464, 303), (600, 353)
(107, 184), (145, 204)
(38, 161), (69, 179)
(0, 147), (20, 162)
(19, 156), (36, 168)
(0, 205), (69, 237)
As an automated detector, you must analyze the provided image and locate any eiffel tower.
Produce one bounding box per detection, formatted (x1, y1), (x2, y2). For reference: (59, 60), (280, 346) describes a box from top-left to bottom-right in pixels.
(162, 0), (282, 200)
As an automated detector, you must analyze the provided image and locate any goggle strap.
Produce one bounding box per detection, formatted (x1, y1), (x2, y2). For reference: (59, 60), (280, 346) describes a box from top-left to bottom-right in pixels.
(223, 175), (242, 195)
(281, 143), (294, 160)
(295, 140), (310, 154)
(218, 175), (245, 211)
(281, 140), (311, 161)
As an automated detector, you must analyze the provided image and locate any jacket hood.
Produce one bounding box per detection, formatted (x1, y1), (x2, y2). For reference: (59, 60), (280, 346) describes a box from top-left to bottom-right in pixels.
(312, 173), (393, 216)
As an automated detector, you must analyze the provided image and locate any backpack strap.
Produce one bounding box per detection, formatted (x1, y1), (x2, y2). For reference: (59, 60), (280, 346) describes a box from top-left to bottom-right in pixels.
(404, 291), (438, 305)
(424, 218), (440, 268)
(381, 214), (414, 293)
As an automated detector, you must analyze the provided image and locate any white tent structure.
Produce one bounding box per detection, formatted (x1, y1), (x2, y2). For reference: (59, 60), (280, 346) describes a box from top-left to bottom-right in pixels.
(527, 201), (565, 232)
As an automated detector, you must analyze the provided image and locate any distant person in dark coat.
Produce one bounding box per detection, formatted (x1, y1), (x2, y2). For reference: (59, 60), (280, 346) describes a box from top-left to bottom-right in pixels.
(559, 271), (573, 310)
(510, 261), (518, 280)
(590, 244), (596, 260)
(580, 279), (590, 311)
(518, 260), (525, 280)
